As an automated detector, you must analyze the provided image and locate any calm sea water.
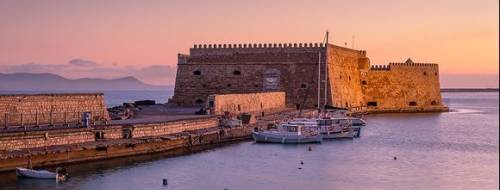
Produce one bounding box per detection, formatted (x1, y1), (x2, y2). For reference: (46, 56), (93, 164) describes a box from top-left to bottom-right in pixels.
(0, 92), (498, 190)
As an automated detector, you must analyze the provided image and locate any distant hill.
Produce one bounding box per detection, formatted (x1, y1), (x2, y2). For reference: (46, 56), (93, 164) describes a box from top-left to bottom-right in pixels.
(0, 73), (171, 91)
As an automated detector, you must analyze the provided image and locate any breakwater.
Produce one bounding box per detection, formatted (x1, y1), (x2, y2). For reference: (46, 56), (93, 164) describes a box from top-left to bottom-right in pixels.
(0, 109), (313, 172)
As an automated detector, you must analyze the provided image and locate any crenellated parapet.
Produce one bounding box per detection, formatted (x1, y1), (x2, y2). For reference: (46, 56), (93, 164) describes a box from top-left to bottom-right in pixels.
(370, 58), (439, 72)
(389, 62), (438, 67)
(189, 42), (327, 57)
(370, 65), (391, 71)
(192, 42), (325, 49)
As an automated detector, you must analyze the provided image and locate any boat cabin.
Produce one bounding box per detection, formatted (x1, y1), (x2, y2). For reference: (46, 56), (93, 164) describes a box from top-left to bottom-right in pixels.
(282, 124), (303, 135)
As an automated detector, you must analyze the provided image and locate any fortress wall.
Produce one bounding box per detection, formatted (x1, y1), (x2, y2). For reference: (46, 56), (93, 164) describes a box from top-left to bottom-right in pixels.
(171, 63), (288, 105)
(362, 63), (445, 112)
(0, 93), (109, 127)
(171, 44), (327, 108)
(209, 92), (286, 115)
(326, 45), (369, 108)
(171, 43), (447, 113)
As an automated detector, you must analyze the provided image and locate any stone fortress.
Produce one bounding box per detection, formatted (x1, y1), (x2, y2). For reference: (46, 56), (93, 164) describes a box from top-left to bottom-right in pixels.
(170, 42), (448, 113)
(0, 41), (448, 172)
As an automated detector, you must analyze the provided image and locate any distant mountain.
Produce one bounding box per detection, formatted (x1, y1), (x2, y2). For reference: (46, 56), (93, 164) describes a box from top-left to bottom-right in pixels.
(0, 73), (171, 91)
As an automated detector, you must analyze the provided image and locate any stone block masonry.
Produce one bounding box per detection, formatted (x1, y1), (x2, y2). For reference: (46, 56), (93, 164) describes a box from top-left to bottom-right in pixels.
(0, 116), (220, 151)
(208, 92), (286, 115)
(170, 42), (448, 113)
(361, 59), (446, 112)
(170, 43), (328, 108)
(0, 93), (110, 127)
(0, 128), (94, 150)
(130, 117), (220, 138)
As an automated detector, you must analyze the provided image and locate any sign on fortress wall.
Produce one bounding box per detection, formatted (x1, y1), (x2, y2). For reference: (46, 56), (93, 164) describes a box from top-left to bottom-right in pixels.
(263, 69), (281, 91)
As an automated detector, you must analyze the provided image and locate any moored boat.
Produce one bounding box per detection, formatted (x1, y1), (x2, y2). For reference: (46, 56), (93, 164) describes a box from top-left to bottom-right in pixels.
(252, 124), (322, 144)
(16, 167), (68, 181)
(16, 167), (57, 179)
(287, 117), (363, 139)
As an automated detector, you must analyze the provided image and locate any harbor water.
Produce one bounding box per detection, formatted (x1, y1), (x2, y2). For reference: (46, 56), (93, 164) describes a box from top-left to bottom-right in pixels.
(0, 92), (498, 190)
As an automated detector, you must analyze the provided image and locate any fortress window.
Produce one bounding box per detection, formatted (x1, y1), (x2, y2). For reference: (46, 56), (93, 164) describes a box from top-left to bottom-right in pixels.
(237, 105), (241, 111)
(195, 99), (204, 104)
(349, 76), (351, 81)
(300, 83), (307, 89)
(202, 84), (207, 88)
(193, 70), (201, 75)
(227, 84), (232, 87)
(423, 72), (427, 76)
(431, 100), (438, 105)
(233, 70), (241, 75)
(367, 101), (378, 107)
(434, 72), (438, 76)
(409, 101), (417, 106)
(255, 84), (259, 88)
(295, 104), (301, 110)
(361, 81), (367, 85)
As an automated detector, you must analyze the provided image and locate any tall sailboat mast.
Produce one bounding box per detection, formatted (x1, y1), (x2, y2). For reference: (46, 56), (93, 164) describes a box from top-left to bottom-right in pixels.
(318, 31), (330, 111)
(324, 31), (329, 108)
(317, 49), (321, 110)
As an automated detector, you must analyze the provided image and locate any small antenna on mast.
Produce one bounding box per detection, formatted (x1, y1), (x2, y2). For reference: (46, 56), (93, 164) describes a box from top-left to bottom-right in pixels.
(325, 30), (329, 45)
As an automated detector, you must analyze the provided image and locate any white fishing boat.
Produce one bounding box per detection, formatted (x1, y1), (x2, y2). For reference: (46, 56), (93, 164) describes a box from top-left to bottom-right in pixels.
(252, 124), (322, 144)
(288, 117), (362, 139)
(16, 167), (68, 181)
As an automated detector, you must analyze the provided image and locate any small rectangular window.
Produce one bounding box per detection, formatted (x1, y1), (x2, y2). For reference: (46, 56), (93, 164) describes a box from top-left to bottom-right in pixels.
(367, 101), (378, 107)
(409, 101), (417, 106)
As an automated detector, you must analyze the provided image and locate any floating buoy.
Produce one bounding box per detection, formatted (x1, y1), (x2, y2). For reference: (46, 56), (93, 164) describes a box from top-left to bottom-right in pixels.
(393, 156), (397, 160)
(298, 167), (302, 170)
(163, 178), (168, 185)
(308, 146), (312, 151)
(300, 161), (304, 165)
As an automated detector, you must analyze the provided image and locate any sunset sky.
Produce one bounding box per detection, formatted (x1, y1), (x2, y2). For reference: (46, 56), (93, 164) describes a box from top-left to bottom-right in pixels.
(0, 0), (498, 87)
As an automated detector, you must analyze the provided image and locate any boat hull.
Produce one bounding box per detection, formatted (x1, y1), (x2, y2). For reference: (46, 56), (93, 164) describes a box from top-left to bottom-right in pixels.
(16, 168), (56, 179)
(252, 132), (322, 144)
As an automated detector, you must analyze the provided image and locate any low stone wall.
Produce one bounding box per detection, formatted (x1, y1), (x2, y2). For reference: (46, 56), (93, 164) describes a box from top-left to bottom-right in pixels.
(131, 117), (219, 138)
(0, 93), (110, 127)
(208, 92), (286, 115)
(0, 129), (94, 151)
(0, 117), (220, 151)
(365, 106), (449, 113)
